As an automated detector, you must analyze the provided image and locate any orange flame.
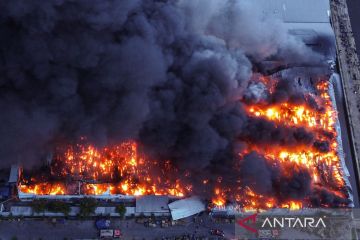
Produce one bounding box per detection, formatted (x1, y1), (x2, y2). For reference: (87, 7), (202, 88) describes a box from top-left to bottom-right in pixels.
(19, 77), (348, 210)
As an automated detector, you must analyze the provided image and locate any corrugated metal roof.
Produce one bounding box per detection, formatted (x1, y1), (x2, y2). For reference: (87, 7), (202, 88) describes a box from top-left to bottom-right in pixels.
(247, 0), (334, 53)
(282, 0), (330, 23)
(10, 206), (80, 216)
(286, 22), (335, 41)
(136, 196), (169, 213)
(95, 207), (116, 215)
(168, 197), (205, 220)
(248, 0), (330, 23)
(10, 206), (33, 216)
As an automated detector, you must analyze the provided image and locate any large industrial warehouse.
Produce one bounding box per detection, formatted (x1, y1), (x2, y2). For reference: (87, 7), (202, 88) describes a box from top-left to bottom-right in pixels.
(1, 0), (360, 239)
(5, 0), (354, 209)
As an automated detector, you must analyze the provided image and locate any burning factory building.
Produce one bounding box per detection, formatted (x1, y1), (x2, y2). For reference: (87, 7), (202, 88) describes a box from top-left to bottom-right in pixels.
(16, 72), (353, 210)
(0, 0), (355, 211)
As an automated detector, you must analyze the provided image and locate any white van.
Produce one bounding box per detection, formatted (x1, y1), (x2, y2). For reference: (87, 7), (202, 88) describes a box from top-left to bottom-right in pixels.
(100, 229), (113, 239)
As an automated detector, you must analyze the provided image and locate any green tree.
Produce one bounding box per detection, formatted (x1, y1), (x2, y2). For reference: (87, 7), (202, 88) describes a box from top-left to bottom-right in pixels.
(115, 204), (126, 219)
(31, 199), (47, 213)
(79, 198), (97, 217)
(47, 201), (71, 215)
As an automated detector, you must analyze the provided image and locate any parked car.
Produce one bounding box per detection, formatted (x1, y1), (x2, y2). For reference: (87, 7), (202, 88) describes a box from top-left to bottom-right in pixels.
(113, 229), (121, 238)
(96, 219), (111, 230)
(161, 220), (169, 228)
(100, 229), (113, 239)
(100, 229), (121, 239)
(210, 229), (225, 237)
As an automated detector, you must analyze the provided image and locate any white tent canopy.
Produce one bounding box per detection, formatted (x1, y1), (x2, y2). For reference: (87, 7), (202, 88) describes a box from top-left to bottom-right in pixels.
(168, 196), (205, 220)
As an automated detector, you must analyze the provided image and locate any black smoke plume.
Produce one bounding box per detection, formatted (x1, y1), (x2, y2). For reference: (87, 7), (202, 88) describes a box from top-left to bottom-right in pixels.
(0, 0), (323, 168)
(0, 0), (344, 207)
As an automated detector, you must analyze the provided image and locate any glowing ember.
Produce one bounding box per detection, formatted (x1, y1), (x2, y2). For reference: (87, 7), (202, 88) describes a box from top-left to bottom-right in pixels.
(19, 141), (188, 197)
(18, 76), (349, 210)
(210, 78), (348, 210)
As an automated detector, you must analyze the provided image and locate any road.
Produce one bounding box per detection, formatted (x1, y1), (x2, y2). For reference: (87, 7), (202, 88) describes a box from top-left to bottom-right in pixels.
(0, 219), (98, 240)
(346, 0), (360, 61)
(331, 0), (360, 206)
(0, 216), (235, 240)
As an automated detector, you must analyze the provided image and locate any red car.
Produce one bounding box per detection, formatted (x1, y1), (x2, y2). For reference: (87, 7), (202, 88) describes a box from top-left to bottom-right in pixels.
(113, 229), (121, 238)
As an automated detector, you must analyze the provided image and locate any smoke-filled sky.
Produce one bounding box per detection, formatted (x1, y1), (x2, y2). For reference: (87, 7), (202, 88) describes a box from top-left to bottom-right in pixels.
(0, 0), (327, 172)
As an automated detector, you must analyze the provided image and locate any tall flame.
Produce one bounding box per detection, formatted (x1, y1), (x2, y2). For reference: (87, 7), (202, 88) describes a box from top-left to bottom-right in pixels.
(20, 141), (188, 197)
(19, 77), (348, 211)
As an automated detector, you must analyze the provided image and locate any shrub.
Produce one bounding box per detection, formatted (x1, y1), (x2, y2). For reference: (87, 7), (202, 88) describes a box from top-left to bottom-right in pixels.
(31, 199), (47, 213)
(79, 198), (97, 217)
(47, 201), (71, 215)
(115, 204), (126, 219)
(31, 200), (71, 215)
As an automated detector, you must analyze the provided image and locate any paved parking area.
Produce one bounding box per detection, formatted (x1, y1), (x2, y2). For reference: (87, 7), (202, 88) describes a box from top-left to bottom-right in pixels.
(0, 219), (98, 240)
(0, 216), (235, 240)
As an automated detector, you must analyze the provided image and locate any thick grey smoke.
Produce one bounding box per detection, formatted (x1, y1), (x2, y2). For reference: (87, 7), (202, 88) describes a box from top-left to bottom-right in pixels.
(0, 0), (321, 168)
(239, 152), (312, 200)
(0, 0), (344, 206)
